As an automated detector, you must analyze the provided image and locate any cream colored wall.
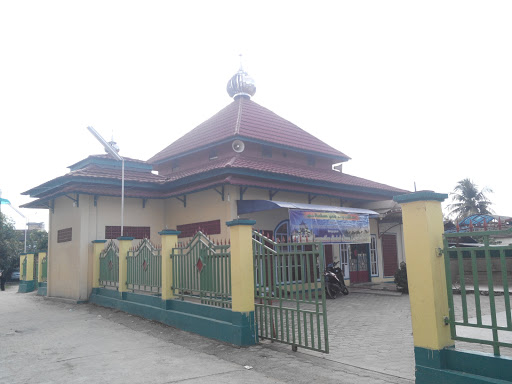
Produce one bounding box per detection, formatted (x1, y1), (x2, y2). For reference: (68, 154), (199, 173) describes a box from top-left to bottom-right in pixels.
(48, 194), (166, 301)
(92, 196), (165, 243)
(165, 188), (233, 241)
(47, 195), (82, 300)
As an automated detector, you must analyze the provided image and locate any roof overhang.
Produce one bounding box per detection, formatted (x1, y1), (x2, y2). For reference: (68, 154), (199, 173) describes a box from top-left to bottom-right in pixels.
(237, 200), (379, 217)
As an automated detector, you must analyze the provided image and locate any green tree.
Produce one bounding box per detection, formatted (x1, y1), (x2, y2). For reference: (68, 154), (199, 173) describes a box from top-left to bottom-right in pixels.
(447, 178), (493, 221)
(0, 213), (22, 276)
(26, 230), (48, 253)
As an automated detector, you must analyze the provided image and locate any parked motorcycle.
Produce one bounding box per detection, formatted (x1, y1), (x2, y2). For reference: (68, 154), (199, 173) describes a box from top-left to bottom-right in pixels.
(324, 261), (349, 299)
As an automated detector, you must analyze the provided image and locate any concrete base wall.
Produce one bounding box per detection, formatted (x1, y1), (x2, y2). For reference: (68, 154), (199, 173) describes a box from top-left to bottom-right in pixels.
(89, 288), (257, 346)
(18, 280), (36, 293)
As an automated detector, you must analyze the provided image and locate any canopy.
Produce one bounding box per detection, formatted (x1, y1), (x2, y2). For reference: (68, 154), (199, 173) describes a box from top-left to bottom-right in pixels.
(459, 214), (512, 226)
(236, 200), (378, 217)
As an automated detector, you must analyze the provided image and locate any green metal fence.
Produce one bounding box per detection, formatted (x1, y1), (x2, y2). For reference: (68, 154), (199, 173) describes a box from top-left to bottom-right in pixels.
(444, 228), (512, 355)
(33, 255), (38, 282)
(253, 231), (329, 353)
(41, 255), (47, 282)
(99, 240), (119, 287)
(127, 238), (162, 293)
(21, 255), (26, 279)
(171, 232), (231, 307)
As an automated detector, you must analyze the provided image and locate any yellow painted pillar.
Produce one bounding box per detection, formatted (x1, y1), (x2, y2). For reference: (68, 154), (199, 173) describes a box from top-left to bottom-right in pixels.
(91, 240), (107, 289)
(25, 253), (35, 281)
(227, 219), (256, 313)
(394, 191), (454, 378)
(117, 237), (133, 293)
(38, 252), (46, 283)
(159, 230), (181, 301)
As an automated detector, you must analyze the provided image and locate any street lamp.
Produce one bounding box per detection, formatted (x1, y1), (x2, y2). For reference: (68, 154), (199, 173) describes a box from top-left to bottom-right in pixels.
(86, 126), (125, 237)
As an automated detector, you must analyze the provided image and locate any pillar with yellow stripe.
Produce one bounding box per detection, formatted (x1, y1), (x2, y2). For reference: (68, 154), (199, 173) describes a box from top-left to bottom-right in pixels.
(18, 253), (36, 293)
(159, 230), (180, 301)
(394, 191), (453, 379)
(227, 219), (257, 345)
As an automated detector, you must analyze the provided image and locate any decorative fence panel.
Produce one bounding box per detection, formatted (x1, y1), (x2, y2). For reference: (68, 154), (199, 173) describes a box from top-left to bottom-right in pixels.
(99, 240), (119, 287)
(21, 255), (27, 279)
(41, 255), (47, 282)
(171, 232), (231, 307)
(444, 228), (512, 356)
(253, 231), (329, 353)
(33, 255), (38, 282)
(127, 239), (162, 293)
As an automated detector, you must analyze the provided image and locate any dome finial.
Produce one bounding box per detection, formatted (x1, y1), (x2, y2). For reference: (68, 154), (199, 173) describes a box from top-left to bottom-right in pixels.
(227, 56), (256, 99)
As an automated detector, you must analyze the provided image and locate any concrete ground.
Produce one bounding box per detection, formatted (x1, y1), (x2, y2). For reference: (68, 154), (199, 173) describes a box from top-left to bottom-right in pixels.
(1, 283), (415, 384)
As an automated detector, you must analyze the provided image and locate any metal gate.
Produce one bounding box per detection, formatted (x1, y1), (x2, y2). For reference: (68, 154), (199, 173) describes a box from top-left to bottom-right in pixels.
(253, 231), (329, 353)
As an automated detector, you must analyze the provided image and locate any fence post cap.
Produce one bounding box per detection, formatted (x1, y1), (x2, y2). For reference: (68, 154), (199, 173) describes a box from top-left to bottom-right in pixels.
(158, 229), (181, 236)
(394, 191), (448, 204)
(92, 240), (108, 244)
(226, 219), (256, 227)
(117, 236), (135, 241)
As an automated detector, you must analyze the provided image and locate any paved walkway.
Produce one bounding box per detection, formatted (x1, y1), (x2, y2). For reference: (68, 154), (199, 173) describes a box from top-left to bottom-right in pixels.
(1, 284), (414, 384)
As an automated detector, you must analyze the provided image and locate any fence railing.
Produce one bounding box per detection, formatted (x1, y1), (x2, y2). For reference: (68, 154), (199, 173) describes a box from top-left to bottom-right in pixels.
(444, 228), (512, 355)
(127, 239), (162, 293)
(171, 232), (231, 307)
(41, 256), (47, 282)
(33, 255), (38, 282)
(99, 240), (119, 287)
(252, 231), (329, 353)
(21, 255), (27, 279)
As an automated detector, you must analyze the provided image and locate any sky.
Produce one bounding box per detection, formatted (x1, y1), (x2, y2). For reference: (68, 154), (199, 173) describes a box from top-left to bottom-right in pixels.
(1, 1), (511, 230)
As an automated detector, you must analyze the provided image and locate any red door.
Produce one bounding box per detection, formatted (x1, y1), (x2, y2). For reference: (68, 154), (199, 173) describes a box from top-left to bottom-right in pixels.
(349, 244), (370, 283)
(382, 234), (398, 277)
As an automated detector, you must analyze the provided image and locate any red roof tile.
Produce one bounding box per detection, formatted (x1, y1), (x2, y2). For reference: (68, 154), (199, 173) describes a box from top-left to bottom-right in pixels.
(148, 97), (350, 164)
(166, 155), (407, 194)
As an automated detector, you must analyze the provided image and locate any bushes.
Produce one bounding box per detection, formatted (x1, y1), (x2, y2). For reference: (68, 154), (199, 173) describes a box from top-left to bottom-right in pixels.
(394, 261), (408, 293)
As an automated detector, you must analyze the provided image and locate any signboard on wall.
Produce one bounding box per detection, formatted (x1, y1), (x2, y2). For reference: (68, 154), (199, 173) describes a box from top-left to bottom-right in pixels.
(289, 210), (370, 244)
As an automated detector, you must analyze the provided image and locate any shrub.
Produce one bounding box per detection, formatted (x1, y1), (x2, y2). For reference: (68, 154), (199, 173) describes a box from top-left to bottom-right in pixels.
(394, 261), (408, 293)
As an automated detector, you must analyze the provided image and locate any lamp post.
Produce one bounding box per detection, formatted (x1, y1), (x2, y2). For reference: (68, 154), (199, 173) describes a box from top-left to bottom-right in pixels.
(86, 126), (125, 237)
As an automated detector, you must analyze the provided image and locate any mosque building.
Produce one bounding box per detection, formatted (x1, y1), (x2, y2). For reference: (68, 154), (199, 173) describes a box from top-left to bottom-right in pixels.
(23, 67), (408, 301)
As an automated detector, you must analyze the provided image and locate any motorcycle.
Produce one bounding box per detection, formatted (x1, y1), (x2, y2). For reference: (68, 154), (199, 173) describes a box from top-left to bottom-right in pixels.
(324, 261), (349, 299)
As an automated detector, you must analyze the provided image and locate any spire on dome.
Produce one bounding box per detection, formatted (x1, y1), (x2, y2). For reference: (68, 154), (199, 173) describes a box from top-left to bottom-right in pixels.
(227, 55), (256, 99)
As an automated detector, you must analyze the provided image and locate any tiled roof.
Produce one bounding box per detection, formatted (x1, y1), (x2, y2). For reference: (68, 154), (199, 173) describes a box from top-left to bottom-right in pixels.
(166, 155), (407, 195)
(23, 164), (165, 198)
(148, 97), (350, 164)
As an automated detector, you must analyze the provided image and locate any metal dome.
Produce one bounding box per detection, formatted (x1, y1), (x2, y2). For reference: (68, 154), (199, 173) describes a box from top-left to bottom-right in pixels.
(226, 68), (256, 99)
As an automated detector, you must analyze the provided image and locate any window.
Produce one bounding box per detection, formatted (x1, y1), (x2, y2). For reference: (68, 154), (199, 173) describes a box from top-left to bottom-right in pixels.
(307, 155), (316, 166)
(105, 226), (150, 239)
(171, 159), (180, 171)
(340, 244), (350, 279)
(209, 149), (218, 160)
(370, 235), (378, 276)
(177, 219), (221, 238)
(57, 228), (72, 243)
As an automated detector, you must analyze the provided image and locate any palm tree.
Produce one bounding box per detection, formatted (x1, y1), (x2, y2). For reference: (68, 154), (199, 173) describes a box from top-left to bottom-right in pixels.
(447, 178), (493, 221)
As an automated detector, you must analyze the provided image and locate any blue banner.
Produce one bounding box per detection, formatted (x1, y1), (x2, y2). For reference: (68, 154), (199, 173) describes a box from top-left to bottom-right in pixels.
(289, 210), (370, 244)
